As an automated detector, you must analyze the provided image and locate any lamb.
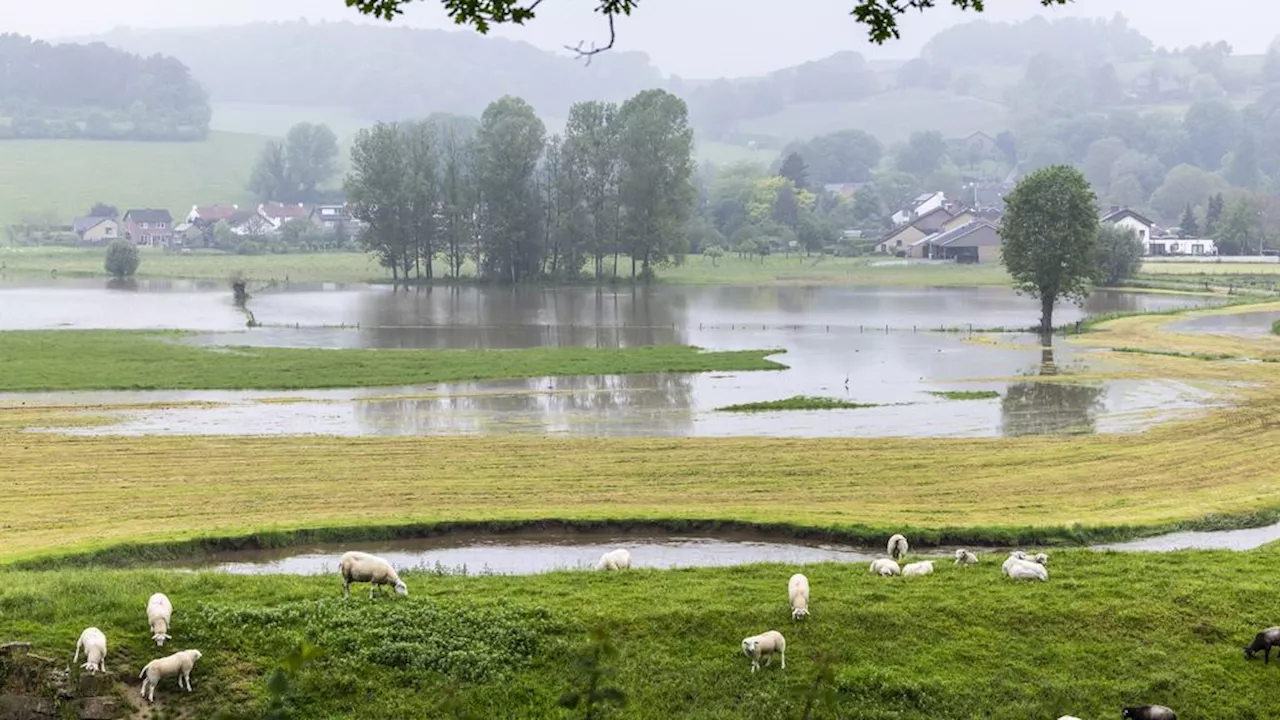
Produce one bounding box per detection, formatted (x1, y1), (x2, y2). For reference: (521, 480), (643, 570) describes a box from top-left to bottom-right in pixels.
(339, 551), (408, 598)
(1006, 559), (1048, 581)
(869, 558), (901, 576)
(146, 593), (173, 646)
(72, 627), (107, 674)
(1244, 626), (1280, 663)
(788, 573), (810, 620)
(954, 549), (978, 566)
(1121, 705), (1176, 720)
(741, 630), (785, 672)
(596, 549), (631, 571)
(139, 649), (202, 703)
(902, 560), (934, 577)
(887, 534), (909, 561)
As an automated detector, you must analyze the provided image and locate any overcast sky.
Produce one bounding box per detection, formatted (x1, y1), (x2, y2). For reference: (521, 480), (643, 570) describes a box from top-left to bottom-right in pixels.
(8, 0), (1276, 77)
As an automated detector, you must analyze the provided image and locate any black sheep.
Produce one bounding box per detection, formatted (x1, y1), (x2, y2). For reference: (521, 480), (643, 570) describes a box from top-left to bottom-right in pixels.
(1244, 626), (1280, 663)
(1122, 705), (1176, 720)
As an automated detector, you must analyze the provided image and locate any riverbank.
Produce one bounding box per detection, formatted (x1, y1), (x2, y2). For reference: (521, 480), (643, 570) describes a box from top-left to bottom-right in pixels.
(1, 551), (1276, 718)
(0, 331), (785, 391)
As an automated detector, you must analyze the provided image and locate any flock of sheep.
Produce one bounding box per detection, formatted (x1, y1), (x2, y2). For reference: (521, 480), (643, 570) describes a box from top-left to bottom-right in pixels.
(73, 591), (202, 703)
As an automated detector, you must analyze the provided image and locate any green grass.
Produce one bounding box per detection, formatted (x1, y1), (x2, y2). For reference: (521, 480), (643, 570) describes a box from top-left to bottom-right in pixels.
(0, 246), (385, 284)
(1273, 319), (1280, 336)
(926, 390), (1000, 401)
(0, 132), (268, 229)
(661, 255), (1010, 286)
(2, 550), (1278, 718)
(0, 331), (786, 391)
(209, 101), (374, 140)
(716, 395), (876, 412)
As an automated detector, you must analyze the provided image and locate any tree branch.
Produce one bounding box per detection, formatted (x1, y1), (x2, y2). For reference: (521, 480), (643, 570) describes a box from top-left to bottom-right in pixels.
(564, 10), (615, 66)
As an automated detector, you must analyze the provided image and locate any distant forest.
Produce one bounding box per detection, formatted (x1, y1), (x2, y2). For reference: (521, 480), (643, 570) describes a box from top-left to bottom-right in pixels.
(0, 33), (211, 141)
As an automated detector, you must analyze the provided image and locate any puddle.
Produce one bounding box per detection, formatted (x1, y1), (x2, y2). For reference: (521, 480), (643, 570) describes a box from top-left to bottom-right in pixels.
(1169, 310), (1280, 338)
(1092, 522), (1280, 552)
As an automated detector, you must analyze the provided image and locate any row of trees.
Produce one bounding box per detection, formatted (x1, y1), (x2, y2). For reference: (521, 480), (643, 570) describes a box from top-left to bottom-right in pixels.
(345, 89), (696, 283)
(249, 123), (342, 204)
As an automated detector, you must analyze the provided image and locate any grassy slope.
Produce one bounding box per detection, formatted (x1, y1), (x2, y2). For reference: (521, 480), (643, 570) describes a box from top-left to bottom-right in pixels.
(209, 101), (374, 140)
(0, 331), (784, 391)
(4, 551), (1280, 718)
(0, 132), (265, 228)
(737, 88), (1011, 143)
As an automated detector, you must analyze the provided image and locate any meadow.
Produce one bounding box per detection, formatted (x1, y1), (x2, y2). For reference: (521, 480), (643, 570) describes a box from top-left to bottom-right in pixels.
(0, 331), (784, 391)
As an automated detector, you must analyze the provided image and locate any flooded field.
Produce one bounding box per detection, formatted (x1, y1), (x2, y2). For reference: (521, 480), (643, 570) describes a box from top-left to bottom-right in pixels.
(1169, 309), (1280, 337)
(0, 280), (1225, 438)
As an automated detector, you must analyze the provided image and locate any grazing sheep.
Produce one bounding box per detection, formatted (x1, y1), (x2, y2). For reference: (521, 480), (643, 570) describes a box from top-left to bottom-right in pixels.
(1245, 626), (1280, 663)
(1057, 716), (1083, 720)
(1122, 705), (1176, 720)
(596, 548), (631, 571)
(954, 549), (978, 566)
(72, 627), (107, 674)
(869, 558), (901, 576)
(788, 574), (810, 620)
(340, 551), (408, 598)
(741, 630), (786, 672)
(1006, 559), (1048, 581)
(139, 649), (202, 703)
(887, 534), (909, 561)
(146, 593), (172, 646)
(902, 560), (934, 577)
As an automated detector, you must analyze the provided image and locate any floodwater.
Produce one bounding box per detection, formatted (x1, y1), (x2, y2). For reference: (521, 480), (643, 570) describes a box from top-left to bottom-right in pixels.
(1170, 310), (1280, 337)
(1, 280), (1225, 438)
(173, 522), (1280, 577)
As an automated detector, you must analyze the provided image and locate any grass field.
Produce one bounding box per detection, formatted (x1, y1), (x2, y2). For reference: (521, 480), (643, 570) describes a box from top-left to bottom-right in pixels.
(737, 88), (1011, 143)
(660, 255), (1011, 286)
(3, 550), (1278, 718)
(0, 331), (784, 391)
(716, 395), (875, 412)
(0, 132), (267, 230)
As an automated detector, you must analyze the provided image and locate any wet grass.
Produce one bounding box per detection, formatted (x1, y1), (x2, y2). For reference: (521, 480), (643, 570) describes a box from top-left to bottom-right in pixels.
(715, 395), (876, 412)
(1111, 347), (1239, 361)
(2, 551), (1279, 719)
(0, 330), (786, 391)
(1273, 318), (1280, 336)
(926, 390), (1000, 401)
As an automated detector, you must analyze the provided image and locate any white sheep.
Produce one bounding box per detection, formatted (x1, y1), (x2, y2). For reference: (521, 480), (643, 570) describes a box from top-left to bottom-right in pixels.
(1032, 552), (1049, 565)
(1058, 716), (1083, 720)
(339, 551), (408, 598)
(741, 630), (786, 672)
(72, 627), (107, 674)
(887, 534), (909, 561)
(788, 573), (810, 620)
(596, 548), (631, 571)
(139, 649), (202, 703)
(954, 549), (978, 566)
(902, 560), (934, 577)
(1006, 559), (1048, 582)
(1000, 552), (1030, 576)
(869, 558), (901, 576)
(146, 593), (173, 646)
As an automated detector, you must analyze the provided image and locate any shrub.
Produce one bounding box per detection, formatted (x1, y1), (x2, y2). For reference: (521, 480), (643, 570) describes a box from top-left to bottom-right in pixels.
(104, 239), (140, 278)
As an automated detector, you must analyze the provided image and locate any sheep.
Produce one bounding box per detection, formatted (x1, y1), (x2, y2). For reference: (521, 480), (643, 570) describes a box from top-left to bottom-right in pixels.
(1121, 705), (1176, 720)
(741, 630), (785, 672)
(869, 558), (901, 576)
(339, 551), (408, 598)
(788, 573), (810, 620)
(1032, 552), (1050, 565)
(1006, 559), (1048, 581)
(72, 627), (107, 674)
(887, 534), (909, 561)
(139, 649), (202, 703)
(146, 593), (173, 646)
(954, 549), (978, 566)
(1057, 717), (1083, 720)
(1000, 552), (1030, 576)
(1244, 626), (1280, 663)
(596, 548), (631, 571)
(902, 560), (934, 577)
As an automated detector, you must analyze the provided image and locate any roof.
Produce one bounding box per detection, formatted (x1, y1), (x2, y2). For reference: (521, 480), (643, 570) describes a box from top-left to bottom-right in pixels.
(260, 202), (309, 220)
(192, 204), (239, 222)
(122, 209), (173, 224)
(1100, 207), (1154, 227)
(72, 216), (113, 234)
(227, 210), (261, 226)
(913, 206), (953, 232)
(926, 220), (1001, 248)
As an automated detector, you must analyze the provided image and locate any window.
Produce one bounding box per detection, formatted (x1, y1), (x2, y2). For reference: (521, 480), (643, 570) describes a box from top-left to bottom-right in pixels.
(1138, 228), (1147, 241)
(104, 226), (114, 236)
(140, 221), (149, 229)
(140, 234), (150, 244)
(1193, 244), (1204, 255)
(156, 222), (167, 229)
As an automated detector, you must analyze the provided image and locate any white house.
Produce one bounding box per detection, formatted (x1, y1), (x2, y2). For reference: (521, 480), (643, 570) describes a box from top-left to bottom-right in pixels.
(1100, 206), (1157, 253)
(1150, 237), (1218, 256)
(891, 191), (947, 226)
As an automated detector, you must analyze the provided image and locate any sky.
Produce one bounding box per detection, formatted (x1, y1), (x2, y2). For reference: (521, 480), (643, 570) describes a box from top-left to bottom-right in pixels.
(6, 0), (1277, 78)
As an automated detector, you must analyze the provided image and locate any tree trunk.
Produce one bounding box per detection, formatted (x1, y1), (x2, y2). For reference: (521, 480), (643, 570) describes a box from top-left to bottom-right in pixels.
(1039, 294), (1054, 336)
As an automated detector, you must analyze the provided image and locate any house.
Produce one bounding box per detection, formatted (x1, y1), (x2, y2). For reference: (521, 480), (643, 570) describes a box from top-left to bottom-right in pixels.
(310, 204), (360, 233)
(1100, 206), (1156, 253)
(874, 207), (955, 255)
(951, 131), (999, 164)
(940, 209), (978, 232)
(1149, 237), (1218, 256)
(891, 191), (947, 226)
(921, 220), (1002, 263)
(226, 209), (275, 237)
(258, 202), (309, 231)
(72, 216), (120, 245)
(121, 209), (174, 247)
(185, 204), (239, 225)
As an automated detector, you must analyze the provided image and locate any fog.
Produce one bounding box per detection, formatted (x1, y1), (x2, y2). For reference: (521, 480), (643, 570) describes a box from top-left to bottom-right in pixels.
(6, 0), (1275, 78)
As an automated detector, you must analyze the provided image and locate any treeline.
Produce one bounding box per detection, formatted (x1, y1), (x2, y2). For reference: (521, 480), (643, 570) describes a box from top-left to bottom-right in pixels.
(0, 34), (210, 141)
(345, 90), (695, 284)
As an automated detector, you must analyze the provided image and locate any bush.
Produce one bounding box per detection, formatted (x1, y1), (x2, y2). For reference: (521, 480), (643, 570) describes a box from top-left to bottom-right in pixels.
(104, 239), (140, 278)
(1094, 224), (1144, 287)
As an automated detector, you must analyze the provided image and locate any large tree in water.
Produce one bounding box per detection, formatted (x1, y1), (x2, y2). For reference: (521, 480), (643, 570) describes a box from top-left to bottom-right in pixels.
(999, 164), (1100, 335)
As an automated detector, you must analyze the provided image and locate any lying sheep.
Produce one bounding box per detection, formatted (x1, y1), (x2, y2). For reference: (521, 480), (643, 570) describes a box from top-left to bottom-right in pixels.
(146, 593), (173, 646)
(902, 560), (934, 577)
(954, 549), (978, 566)
(1032, 552), (1050, 565)
(1122, 705), (1176, 720)
(788, 573), (809, 620)
(1006, 559), (1048, 581)
(139, 649), (202, 703)
(1244, 626), (1280, 663)
(887, 534), (909, 561)
(1000, 552), (1030, 576)
(340, 551), (408, 598)
(72, 627), (107, 674)
(869, 558), (901, 576)
(1057, 716), (1083, 720)
(596, 548), (631, 571)
(741, 630), (785, 672)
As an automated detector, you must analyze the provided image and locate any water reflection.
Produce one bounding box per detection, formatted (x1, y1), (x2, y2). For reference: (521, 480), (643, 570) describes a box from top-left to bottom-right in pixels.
(1000, 342), (1106, 437)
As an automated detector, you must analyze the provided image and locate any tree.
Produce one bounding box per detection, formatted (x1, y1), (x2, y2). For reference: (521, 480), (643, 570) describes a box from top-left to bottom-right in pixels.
(564, 100), (621, 280)
(1094, 224), (1143, 287)
(1081, 137), (1128, 195)
(703, 244), (724, 267)
(785, 130), (883, 185)
(999, 165), (1100, 334)
(1179, 203), (1200, 238)
(248, 140), (289, 204)
(1216, 195), (1263, 255)
(346, 123), (411, 279)
(104, 239), (140, 278)
(474, 95), (546, 283)
(1204, 192), (1225, 236)
(1183, 99), (1242, 169)
(88, 203), (118, 218)
(995, 130), (1018, 165)
(1224, 134), (1262, 189)
(895, 130), (948, 175)
(778, 152), (809, 191)
(284, 122), (340, 201)
(1149, 164), (1226, 222)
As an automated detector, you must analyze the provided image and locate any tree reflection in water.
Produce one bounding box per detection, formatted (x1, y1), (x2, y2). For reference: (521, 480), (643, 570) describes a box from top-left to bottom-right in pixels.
(999, 335), (1105, 437)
